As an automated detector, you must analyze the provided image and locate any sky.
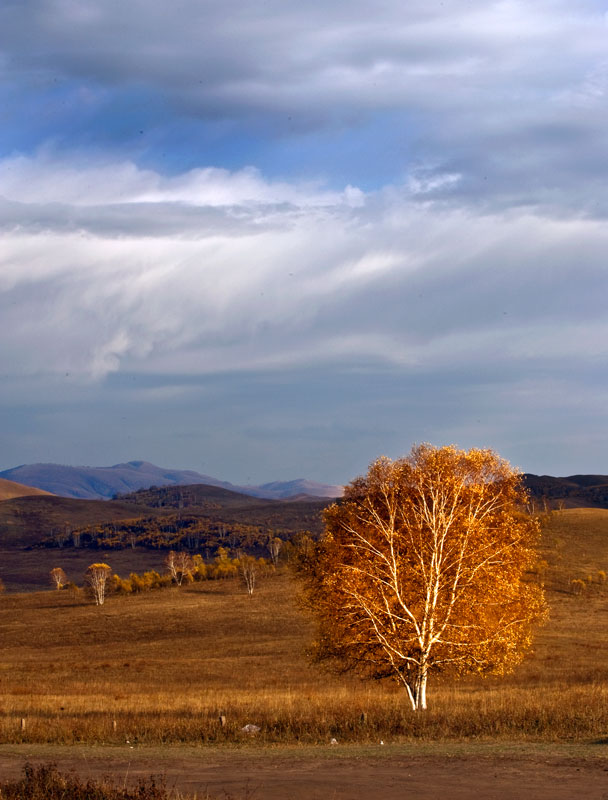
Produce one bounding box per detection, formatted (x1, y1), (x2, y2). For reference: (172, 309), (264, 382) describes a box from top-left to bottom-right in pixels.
(1, 0), (607, 484)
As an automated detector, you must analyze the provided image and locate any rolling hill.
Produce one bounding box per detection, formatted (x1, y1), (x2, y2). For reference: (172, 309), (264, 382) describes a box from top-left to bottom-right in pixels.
(523, 473), (608, 508)
(0, 494), (166, 548)
(0, 477), (53, 501)
(0, 480), (332, 552)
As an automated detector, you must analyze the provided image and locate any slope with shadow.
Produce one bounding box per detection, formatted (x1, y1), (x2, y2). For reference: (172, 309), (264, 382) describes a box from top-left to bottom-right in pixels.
(524, 474), (608, 509)
(0, 495), (168, 549)
(116, 483), (331, 534)
(0, 482), (332, 551)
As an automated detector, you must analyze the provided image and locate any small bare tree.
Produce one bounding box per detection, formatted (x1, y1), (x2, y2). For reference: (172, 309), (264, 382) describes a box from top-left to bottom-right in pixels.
(268, 536), (283, 567)
(165, 551), (194, 585)
(84, 563), (112, 605)
(240, 556), (258, 595)
(50, 567), (67, 590)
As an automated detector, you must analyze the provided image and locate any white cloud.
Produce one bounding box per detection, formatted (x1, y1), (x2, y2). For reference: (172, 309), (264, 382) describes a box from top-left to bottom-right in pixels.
(1, 155), (606, 385)
(0, 155), (352, 208)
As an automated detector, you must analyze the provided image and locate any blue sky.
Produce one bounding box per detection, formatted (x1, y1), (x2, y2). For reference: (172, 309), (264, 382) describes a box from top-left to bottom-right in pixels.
(1, 0), (607, 483)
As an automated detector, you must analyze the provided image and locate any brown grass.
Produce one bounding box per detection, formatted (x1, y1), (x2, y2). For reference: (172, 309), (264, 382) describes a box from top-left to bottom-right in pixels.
(0, 762), (196, 799)
(0, 508), (606, 745)
(538, 507), (608, 588)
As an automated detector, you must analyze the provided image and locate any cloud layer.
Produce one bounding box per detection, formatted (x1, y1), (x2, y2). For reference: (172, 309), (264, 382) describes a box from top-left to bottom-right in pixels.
(2, 152), (606, 380)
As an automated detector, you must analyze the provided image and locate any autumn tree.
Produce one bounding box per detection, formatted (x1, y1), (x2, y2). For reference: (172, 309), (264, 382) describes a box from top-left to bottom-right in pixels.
(50, 567), (67, 590)
(84, 563), (112, 605)
(165, 550), (194, 585)
(268, 536), (283, 567)
(298, 444), (546, 711)
(239, 555), (259, 595)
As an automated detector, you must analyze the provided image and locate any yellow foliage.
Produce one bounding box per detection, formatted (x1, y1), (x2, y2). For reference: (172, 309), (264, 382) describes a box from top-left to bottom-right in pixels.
(298, 444), (547, 711)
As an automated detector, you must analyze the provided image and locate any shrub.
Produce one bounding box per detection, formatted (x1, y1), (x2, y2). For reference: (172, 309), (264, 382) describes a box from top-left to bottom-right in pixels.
(0, 762), (178, 799)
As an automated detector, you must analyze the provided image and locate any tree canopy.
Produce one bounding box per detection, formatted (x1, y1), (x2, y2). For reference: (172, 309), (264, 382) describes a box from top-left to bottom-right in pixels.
(298, 444), (546, 710)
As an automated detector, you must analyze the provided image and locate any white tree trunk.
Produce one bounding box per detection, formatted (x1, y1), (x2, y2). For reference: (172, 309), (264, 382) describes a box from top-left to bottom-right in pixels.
(405, 666), (428, 711)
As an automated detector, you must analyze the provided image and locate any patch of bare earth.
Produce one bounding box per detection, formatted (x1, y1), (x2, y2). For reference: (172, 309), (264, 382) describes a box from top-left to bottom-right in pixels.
(0, 744), (606, 799)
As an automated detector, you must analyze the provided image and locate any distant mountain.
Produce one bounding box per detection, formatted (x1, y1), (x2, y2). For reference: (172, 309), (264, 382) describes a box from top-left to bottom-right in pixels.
(523, 474), (608, 509)
(0, 461), (232, 500)
(5, 461), (608, 508)
(238, 479), (344, 500)
(0, 461), (343, 501)
(0, 477), (53, 502)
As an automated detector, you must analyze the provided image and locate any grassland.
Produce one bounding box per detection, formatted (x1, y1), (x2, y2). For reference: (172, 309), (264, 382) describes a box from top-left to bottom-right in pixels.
(0, 508), (606, 747)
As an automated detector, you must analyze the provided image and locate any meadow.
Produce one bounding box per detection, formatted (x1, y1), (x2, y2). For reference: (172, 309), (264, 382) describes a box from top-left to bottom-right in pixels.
(0, 508), (606, 746)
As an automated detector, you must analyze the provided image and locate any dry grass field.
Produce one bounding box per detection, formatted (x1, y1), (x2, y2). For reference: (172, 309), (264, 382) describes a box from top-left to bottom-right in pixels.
(0, 507), (606, 747)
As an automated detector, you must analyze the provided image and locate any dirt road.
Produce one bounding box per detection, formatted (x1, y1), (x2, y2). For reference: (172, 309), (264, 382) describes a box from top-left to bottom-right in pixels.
(0, 742), (607, 799)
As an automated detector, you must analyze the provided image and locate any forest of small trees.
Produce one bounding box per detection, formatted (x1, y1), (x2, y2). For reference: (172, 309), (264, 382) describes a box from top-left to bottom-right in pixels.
(42, 513), (309, 555)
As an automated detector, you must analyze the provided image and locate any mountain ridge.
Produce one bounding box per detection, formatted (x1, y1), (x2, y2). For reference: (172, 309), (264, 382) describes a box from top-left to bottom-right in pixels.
(3, 460), (607, 507)
(0, 461), (343, 501)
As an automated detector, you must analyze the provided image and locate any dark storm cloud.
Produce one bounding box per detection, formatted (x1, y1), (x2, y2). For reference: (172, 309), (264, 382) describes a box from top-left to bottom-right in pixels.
(2, 1), (607, 207)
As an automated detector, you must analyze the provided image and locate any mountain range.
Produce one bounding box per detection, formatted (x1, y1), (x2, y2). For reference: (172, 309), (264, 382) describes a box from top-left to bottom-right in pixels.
(0, 461), (344, 501)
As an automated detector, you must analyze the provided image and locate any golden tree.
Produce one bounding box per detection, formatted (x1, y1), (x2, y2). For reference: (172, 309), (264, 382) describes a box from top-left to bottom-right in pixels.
(268, 536), (283, 567)
(84, 563), (112, 606)
(50, 567), (67, 590)
(240, 555), (258, 595)
(164, 551), (194, 585)
(298, 444), (546, 711)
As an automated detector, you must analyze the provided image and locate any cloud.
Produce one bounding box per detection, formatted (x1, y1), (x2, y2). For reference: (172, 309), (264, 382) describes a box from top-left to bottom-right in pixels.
(1, 154), (606, 386)
(0, 153), (362, 207)
(4, 1), (603, 116)
(2, 0), (608, 208)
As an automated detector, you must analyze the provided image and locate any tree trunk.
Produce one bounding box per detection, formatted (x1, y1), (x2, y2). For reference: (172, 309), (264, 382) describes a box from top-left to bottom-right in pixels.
(405, 667), (428, 711)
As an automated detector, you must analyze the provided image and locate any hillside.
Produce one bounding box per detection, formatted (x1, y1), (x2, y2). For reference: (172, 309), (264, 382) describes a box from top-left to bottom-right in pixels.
(538, 507), (608, 585)
(117, 483), (330, 532)
(0, 478), (52, 501)
(524, 473), (608, 509)
(117, 482), (280, 510)
(0, 482), (332, 581)
(0, 495), (169, 548)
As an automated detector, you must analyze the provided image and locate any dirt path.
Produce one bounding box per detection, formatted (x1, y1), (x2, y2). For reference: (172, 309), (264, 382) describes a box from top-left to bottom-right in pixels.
(0, 743), (607, 799)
